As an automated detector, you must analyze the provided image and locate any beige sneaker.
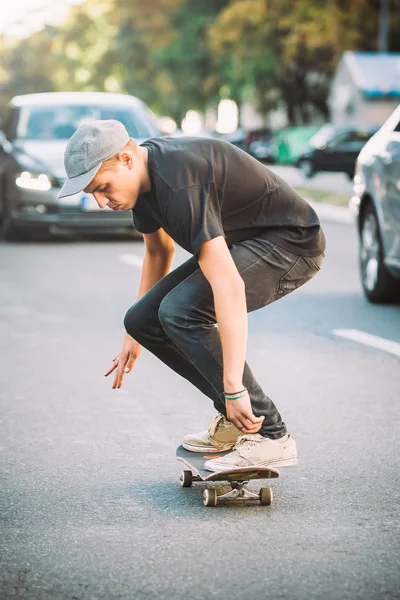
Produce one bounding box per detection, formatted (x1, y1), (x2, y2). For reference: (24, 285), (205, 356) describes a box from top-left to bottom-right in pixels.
(204, 433), (298, 471)
(182, 413), (242, 453)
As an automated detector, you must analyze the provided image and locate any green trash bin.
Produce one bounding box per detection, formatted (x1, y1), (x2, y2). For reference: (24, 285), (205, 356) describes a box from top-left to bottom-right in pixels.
(275, 126), (320, 164)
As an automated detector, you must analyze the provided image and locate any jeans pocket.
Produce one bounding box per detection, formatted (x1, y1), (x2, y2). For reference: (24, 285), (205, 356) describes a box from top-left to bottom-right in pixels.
(303, 254), (324, 272)
(278, 254), (323, 296)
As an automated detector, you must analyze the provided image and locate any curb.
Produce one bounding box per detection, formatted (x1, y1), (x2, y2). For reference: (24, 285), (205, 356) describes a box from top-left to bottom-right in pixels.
(307, 200), (354, 226)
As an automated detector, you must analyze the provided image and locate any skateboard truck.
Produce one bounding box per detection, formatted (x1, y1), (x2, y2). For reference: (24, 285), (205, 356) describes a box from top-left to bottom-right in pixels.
(215, 480), (261, 501)
(179, 468), (274, 507)
(177, 445), (279, 507)
(203, 480), (273, 507)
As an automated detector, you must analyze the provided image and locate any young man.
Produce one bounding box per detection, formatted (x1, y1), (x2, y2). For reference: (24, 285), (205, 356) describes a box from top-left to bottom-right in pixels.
(58, 119), (325, 472)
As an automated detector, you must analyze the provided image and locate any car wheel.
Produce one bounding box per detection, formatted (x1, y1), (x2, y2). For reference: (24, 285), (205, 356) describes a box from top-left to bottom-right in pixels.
(359, 204), (400, 303)
(299, 159), (315, 178)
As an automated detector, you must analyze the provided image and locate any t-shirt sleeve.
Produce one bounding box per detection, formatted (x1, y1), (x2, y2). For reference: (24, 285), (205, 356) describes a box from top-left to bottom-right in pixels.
(131, 205), (161, 234)
(165, 183), (224, 257)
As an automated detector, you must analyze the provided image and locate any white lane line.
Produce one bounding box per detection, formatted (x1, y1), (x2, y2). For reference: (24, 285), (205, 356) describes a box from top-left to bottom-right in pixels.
(118, 253), (143, 268)
(332, 328), (400, 358)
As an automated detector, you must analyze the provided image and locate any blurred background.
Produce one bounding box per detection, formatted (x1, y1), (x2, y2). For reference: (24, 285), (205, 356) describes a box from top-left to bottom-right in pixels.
(1, 0), (400, 301)
(1, 0), (399, 148)
(1, 3), (400, 599)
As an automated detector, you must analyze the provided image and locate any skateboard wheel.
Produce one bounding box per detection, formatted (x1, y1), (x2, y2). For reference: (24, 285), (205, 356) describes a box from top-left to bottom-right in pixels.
(180, 470), (193, 487)
(260, 487), (273, 506)
(203, 488), (218, 507)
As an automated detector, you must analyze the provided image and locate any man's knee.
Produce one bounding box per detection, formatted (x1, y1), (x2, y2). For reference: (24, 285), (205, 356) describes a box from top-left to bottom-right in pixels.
(124, 302), (159, 341)
(124, 304), (142, 339)
(158, 295), (183, 335)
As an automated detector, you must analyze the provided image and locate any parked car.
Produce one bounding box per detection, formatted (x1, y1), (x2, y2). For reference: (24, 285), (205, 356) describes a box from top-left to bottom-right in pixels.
(217, 127), (275, 163)
(296, 123), (378, 179)
(350, 105), (400, 303)
(0, 92), (160, 240)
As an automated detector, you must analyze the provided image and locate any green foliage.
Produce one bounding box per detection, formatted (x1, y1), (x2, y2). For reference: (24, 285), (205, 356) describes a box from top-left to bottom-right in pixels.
(217, 0), (400, 124)
(1, 26), (57, 97)
(1, 0), (399, 125)
(153, 0), (231, 121)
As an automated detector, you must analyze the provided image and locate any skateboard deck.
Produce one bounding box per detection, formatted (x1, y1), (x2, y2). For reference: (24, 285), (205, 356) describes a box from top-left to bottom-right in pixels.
(176, 445), (279, 507)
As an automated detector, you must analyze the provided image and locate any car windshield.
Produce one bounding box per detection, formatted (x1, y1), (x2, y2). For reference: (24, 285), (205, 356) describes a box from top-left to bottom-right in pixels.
(308, 125), (336, 148)
(16, 104), (159, 140)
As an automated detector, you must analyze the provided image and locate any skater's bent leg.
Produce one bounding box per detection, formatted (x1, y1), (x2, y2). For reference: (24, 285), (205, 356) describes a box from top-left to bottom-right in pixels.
(123, 258), (226, 413)
(158, 294), (285, 439)
(158, 236), (323, 439)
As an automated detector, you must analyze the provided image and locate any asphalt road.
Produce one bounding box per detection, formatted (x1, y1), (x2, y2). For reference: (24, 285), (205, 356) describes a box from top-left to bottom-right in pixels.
(1, 216), (400, 600)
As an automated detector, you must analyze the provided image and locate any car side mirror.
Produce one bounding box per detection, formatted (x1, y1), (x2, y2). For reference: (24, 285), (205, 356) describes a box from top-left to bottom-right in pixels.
(319, 142), (334, 153)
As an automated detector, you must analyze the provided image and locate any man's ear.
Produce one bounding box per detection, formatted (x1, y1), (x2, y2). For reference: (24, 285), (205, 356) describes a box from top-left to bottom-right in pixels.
(119, 150), (133, 168)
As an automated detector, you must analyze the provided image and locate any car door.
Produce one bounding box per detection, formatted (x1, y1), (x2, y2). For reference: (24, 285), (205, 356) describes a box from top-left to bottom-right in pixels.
(379, 127), (400, 268)
(328, 129), (373, 175)
(318, 131), (348, 172)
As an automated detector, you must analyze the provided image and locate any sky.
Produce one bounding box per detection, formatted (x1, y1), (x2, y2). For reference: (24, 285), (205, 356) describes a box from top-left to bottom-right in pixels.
(0, 0), (84, 39)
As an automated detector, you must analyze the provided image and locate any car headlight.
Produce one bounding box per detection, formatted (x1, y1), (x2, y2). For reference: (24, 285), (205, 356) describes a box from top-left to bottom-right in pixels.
(353, 160), (365, 187)
(15, 171), (52, 192)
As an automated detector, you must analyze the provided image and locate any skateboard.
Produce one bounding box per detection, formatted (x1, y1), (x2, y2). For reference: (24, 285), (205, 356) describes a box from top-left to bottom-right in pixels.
(176, 445), (279, 507)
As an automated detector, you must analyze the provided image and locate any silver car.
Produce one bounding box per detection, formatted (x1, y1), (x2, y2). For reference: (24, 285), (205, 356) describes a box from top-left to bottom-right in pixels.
(0, 92), (160, 240)
(350, 104), (400, 303)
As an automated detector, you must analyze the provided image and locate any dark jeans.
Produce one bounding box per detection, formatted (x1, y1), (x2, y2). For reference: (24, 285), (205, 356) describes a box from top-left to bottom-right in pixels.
(124, 235), (324, 439)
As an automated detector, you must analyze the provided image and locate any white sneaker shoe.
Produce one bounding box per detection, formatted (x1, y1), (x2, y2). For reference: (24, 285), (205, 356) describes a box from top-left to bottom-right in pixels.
(182, 413), (242, 453)
(204, 433), (298, 471)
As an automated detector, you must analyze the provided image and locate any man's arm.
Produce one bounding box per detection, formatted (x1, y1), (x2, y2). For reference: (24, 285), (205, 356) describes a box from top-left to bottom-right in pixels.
(198, 236), (264, 433)
(137, 229), (175, 298)
(104, 229), (174, 389)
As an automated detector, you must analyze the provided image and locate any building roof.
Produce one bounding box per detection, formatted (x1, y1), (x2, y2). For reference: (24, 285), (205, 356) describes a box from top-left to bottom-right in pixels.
(344, 51), (400, 97)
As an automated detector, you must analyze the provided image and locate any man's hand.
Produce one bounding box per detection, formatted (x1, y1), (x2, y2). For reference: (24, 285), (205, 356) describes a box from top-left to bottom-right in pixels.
(104, 333), (141, 389)
(225, 391), (264, 434)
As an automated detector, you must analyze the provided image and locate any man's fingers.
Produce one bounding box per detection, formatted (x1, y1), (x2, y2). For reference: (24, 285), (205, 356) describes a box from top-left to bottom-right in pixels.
(226, 394), (265, 434)
(107, 340), (140, 388)
(242, 412), (264, 425)
(104, 354), (121, 377)
(123, 356), (137, 374)
(112, 365), (125, 389)
(104, 362), (118, 377)
(231, 413), (264, 434)
(236, 421), (262, 432)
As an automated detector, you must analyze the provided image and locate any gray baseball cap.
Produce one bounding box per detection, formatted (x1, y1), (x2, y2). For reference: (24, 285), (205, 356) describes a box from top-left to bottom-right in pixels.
(58, 119), (129, 199)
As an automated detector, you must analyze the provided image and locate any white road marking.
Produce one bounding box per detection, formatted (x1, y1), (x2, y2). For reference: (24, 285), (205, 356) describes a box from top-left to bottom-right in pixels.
(118, 253), (143, 268)
(332, 328), (400, 358)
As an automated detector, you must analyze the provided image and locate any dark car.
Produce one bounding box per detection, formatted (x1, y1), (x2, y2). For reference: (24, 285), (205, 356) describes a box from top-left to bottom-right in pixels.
(350, 105), (400, 303)
(296, 123), (378, 179)
(0, 92), (160, 240)
(218, 127), (275, 163)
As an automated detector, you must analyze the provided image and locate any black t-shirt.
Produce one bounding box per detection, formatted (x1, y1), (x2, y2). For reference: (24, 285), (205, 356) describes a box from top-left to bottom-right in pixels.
(132, 137), (326, 257)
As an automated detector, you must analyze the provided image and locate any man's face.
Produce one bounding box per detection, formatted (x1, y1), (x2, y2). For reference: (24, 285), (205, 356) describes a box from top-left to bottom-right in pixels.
(84, 154), (141, 211)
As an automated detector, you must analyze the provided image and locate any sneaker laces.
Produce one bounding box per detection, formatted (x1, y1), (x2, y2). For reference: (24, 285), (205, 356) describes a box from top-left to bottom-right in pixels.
(233, 434), (263, 452)
(209, 413), (228, 437)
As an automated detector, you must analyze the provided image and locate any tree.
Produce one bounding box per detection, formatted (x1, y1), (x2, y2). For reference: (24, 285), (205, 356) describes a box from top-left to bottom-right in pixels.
(1, 26), (57, 101)
(209, 0), (400, 125)
(109, 0), (181, 119)
(208, 0), (280, 121)
(51, 0), (118, 92)
(1, 0), (399, 124)
(154, 0), (231, 123)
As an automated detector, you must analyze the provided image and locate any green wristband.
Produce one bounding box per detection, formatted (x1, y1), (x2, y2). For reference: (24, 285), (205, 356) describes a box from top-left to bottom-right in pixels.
(225, 390), (248, 400)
